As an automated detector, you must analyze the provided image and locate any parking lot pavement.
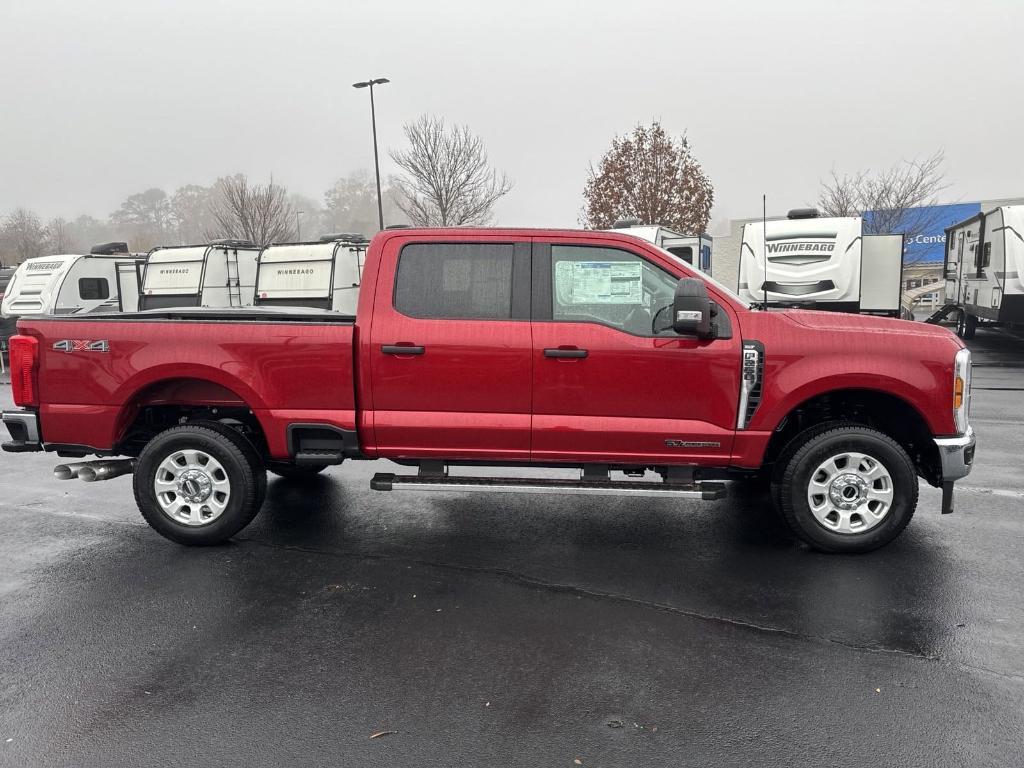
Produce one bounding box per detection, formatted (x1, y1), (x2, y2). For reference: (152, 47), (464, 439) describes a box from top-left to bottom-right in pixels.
(1, 331), (1022, 768)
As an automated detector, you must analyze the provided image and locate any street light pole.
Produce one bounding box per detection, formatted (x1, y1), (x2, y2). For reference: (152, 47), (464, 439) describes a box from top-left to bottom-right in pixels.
(296, 210), (304, 241)
(352, 77), (390, 231)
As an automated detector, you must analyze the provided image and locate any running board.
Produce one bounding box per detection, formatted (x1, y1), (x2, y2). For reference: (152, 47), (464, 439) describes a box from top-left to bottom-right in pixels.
(370, 473), (726, 500)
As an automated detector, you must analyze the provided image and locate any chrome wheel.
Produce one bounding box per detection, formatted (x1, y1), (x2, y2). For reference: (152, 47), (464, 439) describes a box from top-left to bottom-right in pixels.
(153, 449), (231, 526)
(806, 451), (894, 535)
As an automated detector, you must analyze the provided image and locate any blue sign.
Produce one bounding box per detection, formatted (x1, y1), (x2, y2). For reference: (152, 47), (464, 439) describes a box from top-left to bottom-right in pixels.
(863, 202), (981, 263)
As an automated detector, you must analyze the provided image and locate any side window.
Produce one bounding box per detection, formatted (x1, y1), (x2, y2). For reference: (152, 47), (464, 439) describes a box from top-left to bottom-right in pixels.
(673, 246), (694, 264)
(982, 242), (992, 268)
(394, 243), (514, 320)
(550, 245), (678, 336)
(79, 277), (109, 300)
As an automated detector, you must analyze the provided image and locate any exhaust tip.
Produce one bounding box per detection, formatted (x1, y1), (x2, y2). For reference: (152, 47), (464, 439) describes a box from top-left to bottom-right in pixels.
(54, 465), (76, 480)
(78, 467), (99, 482)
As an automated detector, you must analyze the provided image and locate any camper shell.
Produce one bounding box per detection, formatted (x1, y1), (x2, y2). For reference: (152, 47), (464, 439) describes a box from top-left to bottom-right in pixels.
(254, 235), (367, 314)
(139, 241), (261, 311)
(738, 212), (904, 316)
(940, 205), (1024, 333)
(1, 244), (145, 319)
(608, 224), (713, 276)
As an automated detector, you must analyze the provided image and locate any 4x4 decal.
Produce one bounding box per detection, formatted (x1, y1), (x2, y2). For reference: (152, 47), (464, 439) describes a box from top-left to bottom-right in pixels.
(52, 339), (109, 353)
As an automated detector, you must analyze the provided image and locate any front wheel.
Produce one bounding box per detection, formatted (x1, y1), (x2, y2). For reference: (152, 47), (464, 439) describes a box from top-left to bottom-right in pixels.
(133, 422), (267, 546)
(772, 424), (918, 553)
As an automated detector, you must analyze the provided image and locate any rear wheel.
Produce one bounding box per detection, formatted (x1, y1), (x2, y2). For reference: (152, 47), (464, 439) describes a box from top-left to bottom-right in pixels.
(771, 424), (917, 553)
(956, 311), (977, 339)
(133, 422), (267, 546)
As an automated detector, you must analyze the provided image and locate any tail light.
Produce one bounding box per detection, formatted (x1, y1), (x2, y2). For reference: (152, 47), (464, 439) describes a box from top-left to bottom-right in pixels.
(9, 335), (39, 407)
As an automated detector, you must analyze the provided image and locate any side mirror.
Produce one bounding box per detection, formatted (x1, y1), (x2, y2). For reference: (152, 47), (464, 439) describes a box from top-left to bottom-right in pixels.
(672, 278), (714, 338)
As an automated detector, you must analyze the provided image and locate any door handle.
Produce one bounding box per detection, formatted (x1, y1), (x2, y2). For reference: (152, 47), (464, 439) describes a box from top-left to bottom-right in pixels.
(381, 344), (425, 355)
(544, 347), (588, 359)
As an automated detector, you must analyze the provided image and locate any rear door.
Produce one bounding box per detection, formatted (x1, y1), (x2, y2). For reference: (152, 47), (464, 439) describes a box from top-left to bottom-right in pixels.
(530, 237), (741, 465)
(368, 236), (532, 460)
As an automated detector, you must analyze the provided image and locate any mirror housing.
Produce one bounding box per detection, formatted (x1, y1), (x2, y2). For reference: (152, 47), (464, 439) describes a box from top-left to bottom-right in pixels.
(672, 278), (715, 338)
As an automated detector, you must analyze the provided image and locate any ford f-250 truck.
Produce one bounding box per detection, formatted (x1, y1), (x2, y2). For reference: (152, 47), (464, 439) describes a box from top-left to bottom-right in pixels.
(1, 228), (975, 553)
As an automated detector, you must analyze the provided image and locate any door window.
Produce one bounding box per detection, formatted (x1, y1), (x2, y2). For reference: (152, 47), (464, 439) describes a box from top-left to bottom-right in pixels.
(394, 243), (514, 320)
(550, 245), (677, 336)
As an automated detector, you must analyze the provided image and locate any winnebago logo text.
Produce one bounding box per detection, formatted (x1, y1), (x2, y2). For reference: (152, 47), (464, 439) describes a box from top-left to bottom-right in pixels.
(766, 242), (835, 253)
(53, 340), (109, 353)
(276, 268), (314, 275)
(28, 262), (63, 270)
(159, 268), (191, 274)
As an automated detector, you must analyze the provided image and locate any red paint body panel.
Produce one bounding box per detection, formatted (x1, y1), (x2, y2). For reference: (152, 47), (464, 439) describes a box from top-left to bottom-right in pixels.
(736, 310), (962, 437)
(366, 233), (532, 460)
(17, 318), (356, 458)
(12, 227), (966, 471)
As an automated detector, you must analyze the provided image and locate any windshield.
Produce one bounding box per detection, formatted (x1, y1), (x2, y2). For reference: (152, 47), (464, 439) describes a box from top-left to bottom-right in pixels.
(654, 244), (752, 309)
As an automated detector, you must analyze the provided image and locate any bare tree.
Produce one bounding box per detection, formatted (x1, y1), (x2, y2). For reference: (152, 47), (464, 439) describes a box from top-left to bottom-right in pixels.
(390, 116), (512, 226)
(2, 208), (48, 263)
(582, 121), (714, 234)
(206, 174), (295, 246)
(817, 150), (950, 263)
(45, 217), (75, 253)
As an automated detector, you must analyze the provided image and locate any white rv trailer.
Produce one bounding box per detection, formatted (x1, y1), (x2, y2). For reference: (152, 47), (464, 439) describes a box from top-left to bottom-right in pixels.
(608, 222), (714, 276)
(938, 205), (1024, 337)
(254, 235), (367, 314)
(738, 210), (904, 316)
(139, 240), (261, 311)
(1, 243), (146, 319)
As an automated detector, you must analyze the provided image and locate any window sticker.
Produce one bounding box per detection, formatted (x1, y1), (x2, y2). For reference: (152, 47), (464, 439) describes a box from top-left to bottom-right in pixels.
(555, 260), (643, 305)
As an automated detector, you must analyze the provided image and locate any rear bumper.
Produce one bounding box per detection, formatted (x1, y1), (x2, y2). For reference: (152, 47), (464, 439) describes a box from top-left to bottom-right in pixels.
(2, 409), (42, 452)
(934, 427), (975, 482)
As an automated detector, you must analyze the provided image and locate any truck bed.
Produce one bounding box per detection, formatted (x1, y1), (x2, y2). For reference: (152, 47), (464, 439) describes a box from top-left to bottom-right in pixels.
(16, 309), (357, 459)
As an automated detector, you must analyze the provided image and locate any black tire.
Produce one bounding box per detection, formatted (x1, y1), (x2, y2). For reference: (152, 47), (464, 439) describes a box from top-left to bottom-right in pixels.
(771, 423), (918, 553)
(267, 464), (327, 479)
(133, 422), (267, 546)
(956, 311), (977, 339)
(962, 313), (977, 339)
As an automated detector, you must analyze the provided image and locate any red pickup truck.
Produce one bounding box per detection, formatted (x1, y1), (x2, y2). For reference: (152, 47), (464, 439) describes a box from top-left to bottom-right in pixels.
(2, 228), (975, 552)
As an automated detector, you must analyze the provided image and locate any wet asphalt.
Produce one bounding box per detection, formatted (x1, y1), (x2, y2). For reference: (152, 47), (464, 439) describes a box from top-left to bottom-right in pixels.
(1, 331), (1022, 767)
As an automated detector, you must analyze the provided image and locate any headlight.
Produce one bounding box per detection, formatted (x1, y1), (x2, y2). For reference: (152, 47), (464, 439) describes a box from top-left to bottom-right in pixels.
(953, 347), (972, 434)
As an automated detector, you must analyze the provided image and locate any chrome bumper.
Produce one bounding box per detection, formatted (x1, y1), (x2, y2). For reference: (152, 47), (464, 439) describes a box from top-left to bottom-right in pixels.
(1, 409), (42, 452)
(934, 426), (976, 482)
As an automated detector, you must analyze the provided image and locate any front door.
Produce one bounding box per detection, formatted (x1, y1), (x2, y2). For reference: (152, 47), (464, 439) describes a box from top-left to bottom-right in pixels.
(368, 237), (532, 460)
(530, 238), (741, 465)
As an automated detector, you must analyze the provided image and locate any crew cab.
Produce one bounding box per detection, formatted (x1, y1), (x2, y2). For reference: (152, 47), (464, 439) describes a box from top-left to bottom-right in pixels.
(1, 228), (976, 552)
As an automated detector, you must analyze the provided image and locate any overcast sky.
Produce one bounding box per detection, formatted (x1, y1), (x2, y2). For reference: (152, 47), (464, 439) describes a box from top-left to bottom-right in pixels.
(1, 0), (1021, 232)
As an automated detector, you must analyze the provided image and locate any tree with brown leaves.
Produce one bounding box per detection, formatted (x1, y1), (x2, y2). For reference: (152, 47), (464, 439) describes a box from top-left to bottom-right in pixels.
(583, 121), (714, 234)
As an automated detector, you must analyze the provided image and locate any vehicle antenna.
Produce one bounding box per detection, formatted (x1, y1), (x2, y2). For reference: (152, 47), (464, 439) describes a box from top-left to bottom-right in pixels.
(763, 194), (769, 311)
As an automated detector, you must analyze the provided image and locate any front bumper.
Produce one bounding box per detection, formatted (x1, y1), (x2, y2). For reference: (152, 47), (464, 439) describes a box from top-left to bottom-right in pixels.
(2, 409), (42, 452)
(934, 426), (976, 482)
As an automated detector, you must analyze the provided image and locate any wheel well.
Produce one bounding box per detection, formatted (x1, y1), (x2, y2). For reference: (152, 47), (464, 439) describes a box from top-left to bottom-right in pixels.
(762, 389), (941, 486)
(114, 378), (267, 458)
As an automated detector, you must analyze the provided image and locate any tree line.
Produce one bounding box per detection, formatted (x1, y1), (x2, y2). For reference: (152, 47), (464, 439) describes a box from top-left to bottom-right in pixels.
(0, 114), (516, 265)
(0, 114), (946, 266)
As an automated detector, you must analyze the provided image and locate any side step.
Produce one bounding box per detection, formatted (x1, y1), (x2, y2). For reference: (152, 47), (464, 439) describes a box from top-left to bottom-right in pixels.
(370, 472), (726, 500)
(294, 449), (345, 467)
